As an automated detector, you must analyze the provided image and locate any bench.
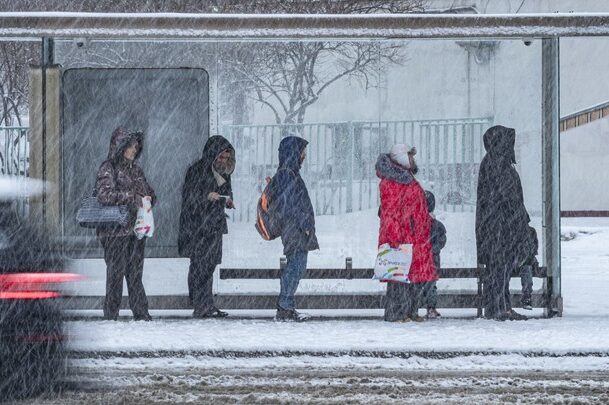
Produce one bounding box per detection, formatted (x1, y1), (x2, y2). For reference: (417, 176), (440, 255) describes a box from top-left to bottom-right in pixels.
(62, 257), (551, 317)
(216, 257), (550, 317)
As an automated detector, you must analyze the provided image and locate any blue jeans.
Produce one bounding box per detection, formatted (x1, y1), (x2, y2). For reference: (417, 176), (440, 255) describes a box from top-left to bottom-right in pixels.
(277, 251), (308, 310)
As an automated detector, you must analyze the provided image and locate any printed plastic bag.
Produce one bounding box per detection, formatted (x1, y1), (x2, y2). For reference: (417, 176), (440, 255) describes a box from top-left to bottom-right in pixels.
(373, 243), (413, 283)
(134, 197), (154, 239)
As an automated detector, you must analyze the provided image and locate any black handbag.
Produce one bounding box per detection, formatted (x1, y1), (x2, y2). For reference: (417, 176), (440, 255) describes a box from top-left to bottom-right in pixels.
(76, 165), (129, 228)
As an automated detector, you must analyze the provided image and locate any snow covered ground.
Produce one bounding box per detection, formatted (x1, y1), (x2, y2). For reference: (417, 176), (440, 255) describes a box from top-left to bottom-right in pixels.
(65, 217), (609, 362)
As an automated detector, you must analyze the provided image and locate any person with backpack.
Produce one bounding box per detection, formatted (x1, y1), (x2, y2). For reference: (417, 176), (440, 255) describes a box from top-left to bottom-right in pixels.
(178, 135), (235, 319)
(95, 127), (156, 321)
(270, 136), (319, 322)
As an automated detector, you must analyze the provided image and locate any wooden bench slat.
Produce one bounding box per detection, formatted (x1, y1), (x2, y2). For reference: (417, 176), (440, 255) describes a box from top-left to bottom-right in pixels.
(219, 267), (547, 279)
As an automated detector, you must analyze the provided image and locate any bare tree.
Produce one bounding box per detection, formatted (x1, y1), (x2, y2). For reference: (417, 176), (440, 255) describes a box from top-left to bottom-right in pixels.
(215, 1), (425, 125)
(0, 0), (426, 126)
(0, 42), (37, 175)
(0, 42), (38, 126)
(223, 41), (405, 125)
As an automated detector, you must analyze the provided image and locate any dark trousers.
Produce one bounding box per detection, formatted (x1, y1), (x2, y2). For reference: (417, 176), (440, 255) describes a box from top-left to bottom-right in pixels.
(520, 264), (533, 302)
(483, 260), (516, 318)
(384, 282), (423, 321)
(101, 235), (149, 319)
(188, 255), (216, 315)
(421, 281), (438, 309)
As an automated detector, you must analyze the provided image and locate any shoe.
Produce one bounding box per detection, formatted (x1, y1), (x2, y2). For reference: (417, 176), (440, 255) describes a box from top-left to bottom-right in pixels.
(194, 307), (229, 319)
(426, 308), (441, 319)
(522, 298), (533, 310)
(508, 310), (528, 321)
(275, 308), (310, 322)
(492, 313), (509, 322)
(494, 311), (528, 321)
(410, 315), (425, 322)
(208, 307), (229, 318)
(102, 315), (118, 321)
(134, 314), (152, 321)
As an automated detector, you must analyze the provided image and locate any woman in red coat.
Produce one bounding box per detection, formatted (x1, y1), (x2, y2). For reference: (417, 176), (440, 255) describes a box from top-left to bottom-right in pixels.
(376, 144), (437, 322)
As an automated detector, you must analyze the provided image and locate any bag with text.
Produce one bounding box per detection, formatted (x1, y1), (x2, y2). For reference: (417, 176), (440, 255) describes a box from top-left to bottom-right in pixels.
(373, 243), (413, 283)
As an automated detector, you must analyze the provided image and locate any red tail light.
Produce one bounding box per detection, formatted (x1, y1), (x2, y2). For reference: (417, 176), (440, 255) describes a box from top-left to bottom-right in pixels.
(0, 273), (82, 300)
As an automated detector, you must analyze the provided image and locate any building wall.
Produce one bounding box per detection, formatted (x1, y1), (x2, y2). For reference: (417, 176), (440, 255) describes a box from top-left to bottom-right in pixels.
(560, 117), (609, 211)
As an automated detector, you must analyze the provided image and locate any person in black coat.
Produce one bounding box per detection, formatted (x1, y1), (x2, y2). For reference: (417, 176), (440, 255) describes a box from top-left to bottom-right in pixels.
(270, 136), (319, 321)
(475, 125), (533, 321)
(178, 135), (235, 318)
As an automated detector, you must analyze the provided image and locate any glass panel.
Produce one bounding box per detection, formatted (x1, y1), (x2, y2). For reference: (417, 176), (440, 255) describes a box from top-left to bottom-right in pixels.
(53, 38), (544, 315)
(60, 68), (209, 257)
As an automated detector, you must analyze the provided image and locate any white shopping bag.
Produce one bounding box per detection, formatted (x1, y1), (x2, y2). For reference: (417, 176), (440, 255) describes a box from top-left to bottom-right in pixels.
(134, 197), (154, 239)
(373, 243), (413, 283)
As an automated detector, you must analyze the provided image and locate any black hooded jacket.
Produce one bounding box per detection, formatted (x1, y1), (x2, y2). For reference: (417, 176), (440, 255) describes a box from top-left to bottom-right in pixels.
(270, 136), (319, 255)
(178, 136), (235, 258)
(424, 191), (447, 270)
(475, 125), (532, 266)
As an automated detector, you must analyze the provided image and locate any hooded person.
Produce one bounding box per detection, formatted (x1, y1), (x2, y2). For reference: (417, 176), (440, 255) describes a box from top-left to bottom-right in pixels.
(178, 135), (235, 319)
(95, 127), (156, 321)
(475, 125), (533, 321)
(270, 136), (319, 322)
(376, 144), (437, 322)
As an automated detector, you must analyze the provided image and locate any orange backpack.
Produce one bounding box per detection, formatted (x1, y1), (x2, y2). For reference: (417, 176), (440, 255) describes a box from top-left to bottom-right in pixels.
(254, 176), (282, 240)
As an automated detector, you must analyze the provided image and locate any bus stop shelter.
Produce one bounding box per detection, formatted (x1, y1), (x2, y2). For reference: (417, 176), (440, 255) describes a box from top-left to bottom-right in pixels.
(1, 12), (604, 317)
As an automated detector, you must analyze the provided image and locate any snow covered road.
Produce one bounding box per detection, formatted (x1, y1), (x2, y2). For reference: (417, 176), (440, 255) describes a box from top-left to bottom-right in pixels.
(18, 361), (609, 404)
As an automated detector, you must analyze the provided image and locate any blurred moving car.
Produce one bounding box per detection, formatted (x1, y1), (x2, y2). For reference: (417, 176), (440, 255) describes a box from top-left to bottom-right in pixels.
(0, 177), (78, 400)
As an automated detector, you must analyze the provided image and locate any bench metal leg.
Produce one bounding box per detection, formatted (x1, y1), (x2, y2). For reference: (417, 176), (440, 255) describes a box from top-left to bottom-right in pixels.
(476, 265), (483, 318)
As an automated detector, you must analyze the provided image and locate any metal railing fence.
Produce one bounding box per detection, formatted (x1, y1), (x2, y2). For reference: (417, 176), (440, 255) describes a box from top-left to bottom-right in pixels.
(0, 126), (30, 217)
(222, 117), (492, 223)
(0, 126), (28, 177)
(2, 119), (493, 223)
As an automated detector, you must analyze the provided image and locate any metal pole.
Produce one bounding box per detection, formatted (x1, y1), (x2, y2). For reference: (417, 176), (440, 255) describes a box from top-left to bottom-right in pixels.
(346, 121), (353, 213)
(542, 37), (562, 317)
(40, 37), (53, 223)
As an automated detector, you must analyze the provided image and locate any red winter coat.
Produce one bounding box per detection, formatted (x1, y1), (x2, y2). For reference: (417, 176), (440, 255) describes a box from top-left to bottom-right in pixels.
(376, 154), (437, 284)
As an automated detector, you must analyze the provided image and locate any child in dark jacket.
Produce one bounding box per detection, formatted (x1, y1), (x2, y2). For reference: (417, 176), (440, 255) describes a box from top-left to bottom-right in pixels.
(423, 191), (447, 319)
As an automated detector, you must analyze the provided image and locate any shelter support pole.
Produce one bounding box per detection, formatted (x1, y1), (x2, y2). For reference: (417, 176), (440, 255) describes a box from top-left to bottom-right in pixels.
(29, 38), (61, 233)
(542, 38), (562, 317)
